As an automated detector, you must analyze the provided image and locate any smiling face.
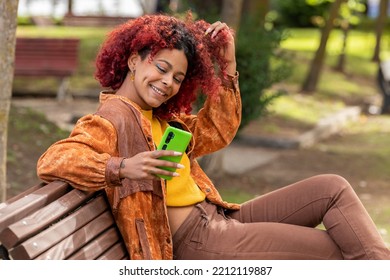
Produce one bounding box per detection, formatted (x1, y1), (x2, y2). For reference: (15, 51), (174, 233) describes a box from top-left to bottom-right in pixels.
(127, 49), (188, 110)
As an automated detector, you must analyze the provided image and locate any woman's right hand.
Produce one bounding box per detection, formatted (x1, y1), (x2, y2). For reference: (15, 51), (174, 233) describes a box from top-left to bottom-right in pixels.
(119, 150), (184, 180)
(205, 21), (236, 76)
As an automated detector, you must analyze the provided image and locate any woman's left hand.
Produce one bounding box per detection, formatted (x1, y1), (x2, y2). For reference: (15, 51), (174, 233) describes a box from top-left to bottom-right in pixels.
(205, 21), (236, 76)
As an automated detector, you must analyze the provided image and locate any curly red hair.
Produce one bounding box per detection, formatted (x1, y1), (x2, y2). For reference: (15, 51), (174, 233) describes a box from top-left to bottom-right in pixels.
(95, 12), (234, 119)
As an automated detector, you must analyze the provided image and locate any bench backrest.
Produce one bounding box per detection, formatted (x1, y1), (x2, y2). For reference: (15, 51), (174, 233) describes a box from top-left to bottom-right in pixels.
(14, 38), (80, 77)
(0, 181), (128, 260)
(63, 15), (132, 27)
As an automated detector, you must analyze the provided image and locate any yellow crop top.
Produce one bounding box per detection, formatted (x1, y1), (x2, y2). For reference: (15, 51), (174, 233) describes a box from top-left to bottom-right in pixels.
(141, 110), (206, 206)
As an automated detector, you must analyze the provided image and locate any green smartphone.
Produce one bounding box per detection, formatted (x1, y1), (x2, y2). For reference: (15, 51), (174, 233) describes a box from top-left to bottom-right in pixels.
(156, 126), (192, 180)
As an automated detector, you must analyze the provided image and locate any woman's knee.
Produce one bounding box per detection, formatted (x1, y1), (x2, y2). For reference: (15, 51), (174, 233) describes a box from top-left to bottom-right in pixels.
(318, 173), (350, 185)
(312, 174), (354, 196)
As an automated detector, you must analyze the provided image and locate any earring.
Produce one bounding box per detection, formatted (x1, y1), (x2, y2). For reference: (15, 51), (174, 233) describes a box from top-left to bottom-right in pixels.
(129, 69), (135, 82)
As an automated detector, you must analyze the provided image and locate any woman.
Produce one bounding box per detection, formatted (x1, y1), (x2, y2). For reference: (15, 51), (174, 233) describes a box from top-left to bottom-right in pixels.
(37, 13), (390, 260)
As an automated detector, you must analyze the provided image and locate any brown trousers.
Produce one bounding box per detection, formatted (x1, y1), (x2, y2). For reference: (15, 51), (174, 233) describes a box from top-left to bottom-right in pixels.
(172, 174), (390, 260)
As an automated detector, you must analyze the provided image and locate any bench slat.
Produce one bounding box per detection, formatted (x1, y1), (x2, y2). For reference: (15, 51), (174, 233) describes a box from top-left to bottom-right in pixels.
(97, 242), (128, 260)
(15, 39), (79, 52)
(35, 211), (117, 260)
(0, 182), (43, 211)
(0, 188), (95, 249)
(68, 227), (121, 260)
(14, 69), (77, 77)
(15, 58), (78, 76)
(10, 195), (109, 260)
(15, 49), (78, 55)
(0, 181), (69, 234)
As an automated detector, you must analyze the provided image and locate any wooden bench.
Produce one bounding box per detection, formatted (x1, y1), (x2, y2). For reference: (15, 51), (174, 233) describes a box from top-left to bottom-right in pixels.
(0, 181), (128, 260)
(63, 15), (132, 27)
(14, 37), (80, 101)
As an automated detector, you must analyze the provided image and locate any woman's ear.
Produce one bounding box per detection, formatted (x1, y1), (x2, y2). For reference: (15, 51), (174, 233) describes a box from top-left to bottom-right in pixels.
(127, 53), (139, 71)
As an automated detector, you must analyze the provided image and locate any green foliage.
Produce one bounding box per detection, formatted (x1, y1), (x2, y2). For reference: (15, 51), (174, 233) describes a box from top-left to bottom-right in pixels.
(275, 0), (366, 28)
(236, 18), (292, 131)
(338, 0), (366, 26)
(17, 16), (33, 26)
(274, 0), (331, 27)
(178, 0), (223, 22)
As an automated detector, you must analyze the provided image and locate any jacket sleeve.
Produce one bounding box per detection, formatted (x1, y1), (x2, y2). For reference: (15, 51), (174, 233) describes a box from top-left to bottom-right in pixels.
(36, 114), (123, 191)
(180, 72), (241, 158)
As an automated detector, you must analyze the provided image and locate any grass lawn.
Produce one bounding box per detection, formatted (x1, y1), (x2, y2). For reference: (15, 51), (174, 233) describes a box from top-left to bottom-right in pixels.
(264, 27), (390, 129)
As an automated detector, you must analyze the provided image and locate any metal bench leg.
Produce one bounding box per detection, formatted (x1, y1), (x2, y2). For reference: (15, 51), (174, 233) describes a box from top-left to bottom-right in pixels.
(0, 244), (10, 260)
(57, 77), (72, 102)
(382, 94), (390, 114)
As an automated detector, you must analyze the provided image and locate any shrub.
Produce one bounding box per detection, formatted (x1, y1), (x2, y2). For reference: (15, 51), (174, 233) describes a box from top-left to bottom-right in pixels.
(236, 17), (292, 131)
(17, 16), (33, 26)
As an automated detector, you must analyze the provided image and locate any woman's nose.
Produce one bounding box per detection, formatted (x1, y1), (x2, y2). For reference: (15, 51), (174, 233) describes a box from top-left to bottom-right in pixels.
(161, 74), (173, 87)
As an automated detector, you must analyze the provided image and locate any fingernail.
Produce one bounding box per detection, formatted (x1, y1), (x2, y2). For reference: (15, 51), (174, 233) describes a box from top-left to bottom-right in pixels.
(173, 172), (180, 177)
(177, 164), (185, 169)
(173, 152), (182, 156)
(205, 28), (210, 35)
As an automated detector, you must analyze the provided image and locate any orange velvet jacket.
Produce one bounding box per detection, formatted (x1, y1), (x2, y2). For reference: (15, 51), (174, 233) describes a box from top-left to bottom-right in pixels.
(37, 74), (241, 260)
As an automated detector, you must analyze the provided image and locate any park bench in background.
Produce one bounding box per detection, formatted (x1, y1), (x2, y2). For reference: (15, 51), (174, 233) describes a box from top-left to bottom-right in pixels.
(14, 37), (80, 101)
(63, 15), (132, 27)
(0, 181), (128, 260)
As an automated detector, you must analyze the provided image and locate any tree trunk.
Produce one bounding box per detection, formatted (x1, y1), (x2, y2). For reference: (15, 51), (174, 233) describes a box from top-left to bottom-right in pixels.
(242, 0), (269, 25)
(334, 19), (350, 72)
(67, 0), (73, 15)
(301, 0), (345, 93)
(372, 0), (389, 62)
(0, 0), (19, 202)
(139, 0), (158, 14)
(221, 0), (244, 31)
